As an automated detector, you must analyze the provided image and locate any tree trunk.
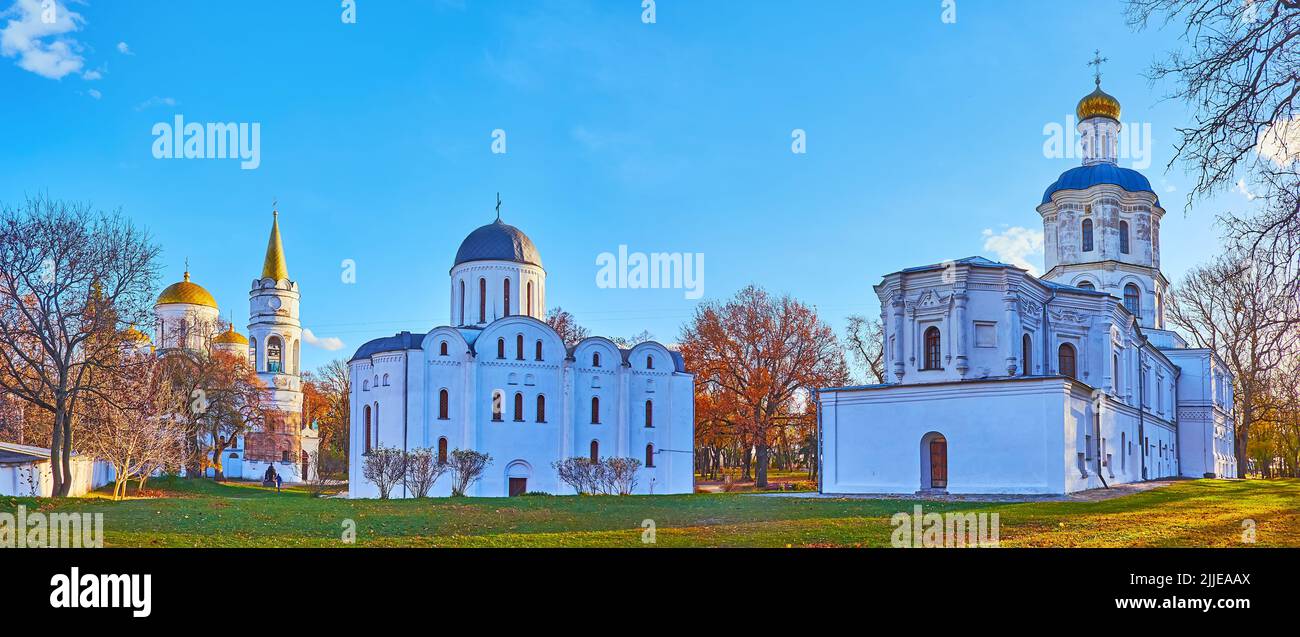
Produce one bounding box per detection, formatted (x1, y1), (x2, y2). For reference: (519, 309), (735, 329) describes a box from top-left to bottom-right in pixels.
(59, 410), (73, 496)
(755, 444), (770, 488)
(49, 405), (66, 497)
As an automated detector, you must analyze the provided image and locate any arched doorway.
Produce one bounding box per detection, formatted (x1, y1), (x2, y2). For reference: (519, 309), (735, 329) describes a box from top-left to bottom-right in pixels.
(920, 432), (948, 491)
(506, 460), (531, 497)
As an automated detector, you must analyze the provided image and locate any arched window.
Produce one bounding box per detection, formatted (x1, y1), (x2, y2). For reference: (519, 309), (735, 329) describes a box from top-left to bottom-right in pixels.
(922, 327), (941, 370)
(535, 340), (543, 361)
(515, 334), (524, 360)
(1082, 219), (1094, 252)
(503, 278), (511, 316)
(1119, 220), (1130, 254)
(249, 337), (258, 367)
(1077, 281), (1094, 291)
(1113, 354), (1120, 391)
(439, 341), (448, 356)
(590, 440), (599, 463)
(363, 405), (372, 453)
(1123, 284), (1141, 317)
(267, 336), (283, 373)
(1058, 343), (1077, 378)
(527, 281), (534, 316)
(437, 437), (448, 464)
(1021, 334), (1032, 376)
(478, 278), (486, 323)
(591, 396), (600, 424)
(382, 374), (389, 386)
(491, 390), (503, 421)
(438, 389), (449, 420)
(592, 352), (601, 367)
(536, 394), (546, 422)
(513, 392), (524, 421)
(645, 399), (653, 427)
(647, 355), (654, 369)
(459, 280), (465, 324)
(497, 338), (505, 359)
(293, 340), (300, 375)
(362, 380), (369, 391)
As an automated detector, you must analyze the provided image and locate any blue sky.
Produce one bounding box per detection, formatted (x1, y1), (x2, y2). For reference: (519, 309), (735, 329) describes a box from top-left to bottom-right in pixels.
(0, 0), (1257, 375)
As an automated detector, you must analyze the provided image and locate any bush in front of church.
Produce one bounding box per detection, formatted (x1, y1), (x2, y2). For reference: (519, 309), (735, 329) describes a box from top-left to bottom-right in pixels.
(553, 456), (643, 495)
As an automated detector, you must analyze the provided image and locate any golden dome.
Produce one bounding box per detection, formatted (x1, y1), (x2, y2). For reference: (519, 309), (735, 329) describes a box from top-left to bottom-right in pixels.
(261, 211), (290, 281)
(1077, 84), (1121, 122)
(156, 271), (218, 309)
(122, 326), (151, 343)
(213, 325), (249, 346)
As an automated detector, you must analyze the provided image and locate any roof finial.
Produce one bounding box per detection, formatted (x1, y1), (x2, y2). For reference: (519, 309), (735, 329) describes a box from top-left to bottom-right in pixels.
(183, 257), (190, 282)
(1088, 49), (1108, 88)
(495, 192), (502, 222)
(273, 197), (278, 219)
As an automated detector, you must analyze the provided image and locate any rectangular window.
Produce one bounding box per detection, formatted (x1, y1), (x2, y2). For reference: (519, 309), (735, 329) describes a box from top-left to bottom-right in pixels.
(974, 322), (997, 348)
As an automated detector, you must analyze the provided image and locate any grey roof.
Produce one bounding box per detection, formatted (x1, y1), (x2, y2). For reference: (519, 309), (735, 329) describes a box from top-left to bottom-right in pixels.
(453, 219), (543, 268)
(349, 331), (428, 363)
(898, 255), (1018, 274)
(0, 449), (44, 465)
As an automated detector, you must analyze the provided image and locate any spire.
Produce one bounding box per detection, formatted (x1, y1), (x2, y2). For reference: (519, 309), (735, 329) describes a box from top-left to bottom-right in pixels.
(261, 207), (289, 280)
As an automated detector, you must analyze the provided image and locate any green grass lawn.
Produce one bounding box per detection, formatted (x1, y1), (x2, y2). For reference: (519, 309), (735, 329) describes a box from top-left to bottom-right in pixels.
(3, 477), (1297, 547)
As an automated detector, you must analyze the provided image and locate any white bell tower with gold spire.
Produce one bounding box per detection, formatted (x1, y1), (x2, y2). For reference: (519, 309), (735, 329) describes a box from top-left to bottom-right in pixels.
(248, 208), (303, 414)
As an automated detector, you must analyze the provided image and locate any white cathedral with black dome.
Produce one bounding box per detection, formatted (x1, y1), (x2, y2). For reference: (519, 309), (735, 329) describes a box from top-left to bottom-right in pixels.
(347, 214), (696, 497)
(818, 76), (1238, 495)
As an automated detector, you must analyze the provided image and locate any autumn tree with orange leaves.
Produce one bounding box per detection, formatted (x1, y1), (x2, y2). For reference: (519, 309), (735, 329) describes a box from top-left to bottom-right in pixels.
(680, 285), (849, 488)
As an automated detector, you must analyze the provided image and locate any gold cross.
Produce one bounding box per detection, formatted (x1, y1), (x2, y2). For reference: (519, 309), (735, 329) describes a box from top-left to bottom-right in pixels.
(1088, 49), (1108, 87)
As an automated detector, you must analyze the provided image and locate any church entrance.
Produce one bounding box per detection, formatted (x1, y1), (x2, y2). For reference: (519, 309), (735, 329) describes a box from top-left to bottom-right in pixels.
(929, 436), (948, 489)
(505, 460), (532, 496)
(508, 477), (527, 496)
(919, 432), (948, 492)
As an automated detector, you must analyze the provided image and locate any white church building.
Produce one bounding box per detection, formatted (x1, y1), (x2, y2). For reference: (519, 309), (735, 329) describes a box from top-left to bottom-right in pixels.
(347, 214), (696, 497)
(818, 79), (1237, 496)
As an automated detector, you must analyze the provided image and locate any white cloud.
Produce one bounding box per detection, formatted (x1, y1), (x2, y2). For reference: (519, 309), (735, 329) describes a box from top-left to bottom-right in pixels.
(115, 40), (130, 55)
(0, 0), (86, 79)
(1234, 178), (1258, 201)
(1256, 117), (1300, 168)
(86, 87), (99, 99)
(134, 95), (176, 110)
(302, 328), (344, 352)
(982, 226), (1044, 276)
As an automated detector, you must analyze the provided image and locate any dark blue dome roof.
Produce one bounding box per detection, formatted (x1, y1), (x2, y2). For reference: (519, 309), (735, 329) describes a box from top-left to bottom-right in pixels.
(453, 219), (542, 268)
(1041, 164), (1158, 205)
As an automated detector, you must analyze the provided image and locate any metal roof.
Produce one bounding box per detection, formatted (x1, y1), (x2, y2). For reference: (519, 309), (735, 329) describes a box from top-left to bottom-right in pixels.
(1041, 164), (1157, 205)
(453, 219), (543, 268)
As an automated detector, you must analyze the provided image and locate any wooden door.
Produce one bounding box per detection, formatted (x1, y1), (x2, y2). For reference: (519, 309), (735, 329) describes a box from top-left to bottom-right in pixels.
(929, 437), (948, 489)
(508, 477), (527, 497)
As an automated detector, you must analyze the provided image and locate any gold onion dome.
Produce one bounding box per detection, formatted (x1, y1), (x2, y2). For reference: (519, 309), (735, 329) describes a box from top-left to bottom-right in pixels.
(122, 326), (151, 343)
(213, 325), (249, 345)
(1077, 82), (1121, 122)
(156, 271), (218, 308)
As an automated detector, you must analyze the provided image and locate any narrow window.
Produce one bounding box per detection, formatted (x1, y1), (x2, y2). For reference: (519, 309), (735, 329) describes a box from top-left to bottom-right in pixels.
(438, 389), (449, 420)
(591, 396), (600, 424)
(513, 392), (524, 421)
(1124, 284), (1141, 317)
(249, 337), (258, 367)
(503, 278), (511, 316)
(282, 450), (290, 462)
(497, 338), (505, 359)
(536, 394), (546, 422)
(382, 373), (389, 386)
(1021, 334), (1032, 376)
(527, 281), (534, 316)
(922, 327), (941, 370)
(592, 352), (601, 367)
(535, 340), (543, 361)
(516, 334), (524, 360)
(1119, 220), (1130, 254)
(459, 280), (465, 324)
(646, 444), (655, 468)
(439, 341), (448, 356)
(437, 437), (448, 464)
(267, 336), (283, 373)
(491, 390), (503, 421)
(645, 399), (653, 427)
(1082, 219), (1094, 252)
(1112, 354), (1120, 392)
(363, 405), (372, 453)
(1058, 343), (1077, 378)
(647, 355), (654, 369)
(479, 278), (486, 323)
(590, 440), (599, 463)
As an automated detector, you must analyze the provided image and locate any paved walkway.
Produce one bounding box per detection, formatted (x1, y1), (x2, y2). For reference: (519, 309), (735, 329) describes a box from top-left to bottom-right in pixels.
(751, 479), (1184, 503)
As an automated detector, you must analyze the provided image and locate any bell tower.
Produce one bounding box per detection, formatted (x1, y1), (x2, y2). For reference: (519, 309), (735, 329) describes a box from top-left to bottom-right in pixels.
(248, 208), (303, 414)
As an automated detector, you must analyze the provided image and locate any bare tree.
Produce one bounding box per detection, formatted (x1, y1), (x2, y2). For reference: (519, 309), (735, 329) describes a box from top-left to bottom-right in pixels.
(545, 307), (590, 348)
(602, 457), (642, 495)
(362, 445), (406, 499)
(553, 456), (599, 495)
(1127, 0), (1300, 301)
(403, 447), (449, 497)
(844, 314), (886, 384)
(1167, 252), (1300, 468)
(0, 197), (160, 496)
(446, 448), (491, 496)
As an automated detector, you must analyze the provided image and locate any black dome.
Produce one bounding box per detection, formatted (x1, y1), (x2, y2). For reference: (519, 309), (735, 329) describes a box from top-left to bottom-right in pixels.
(453, 219), (543, 268)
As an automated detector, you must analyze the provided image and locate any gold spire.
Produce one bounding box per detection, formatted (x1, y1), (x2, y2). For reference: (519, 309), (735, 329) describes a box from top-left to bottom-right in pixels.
(261, 208), (289, 280)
